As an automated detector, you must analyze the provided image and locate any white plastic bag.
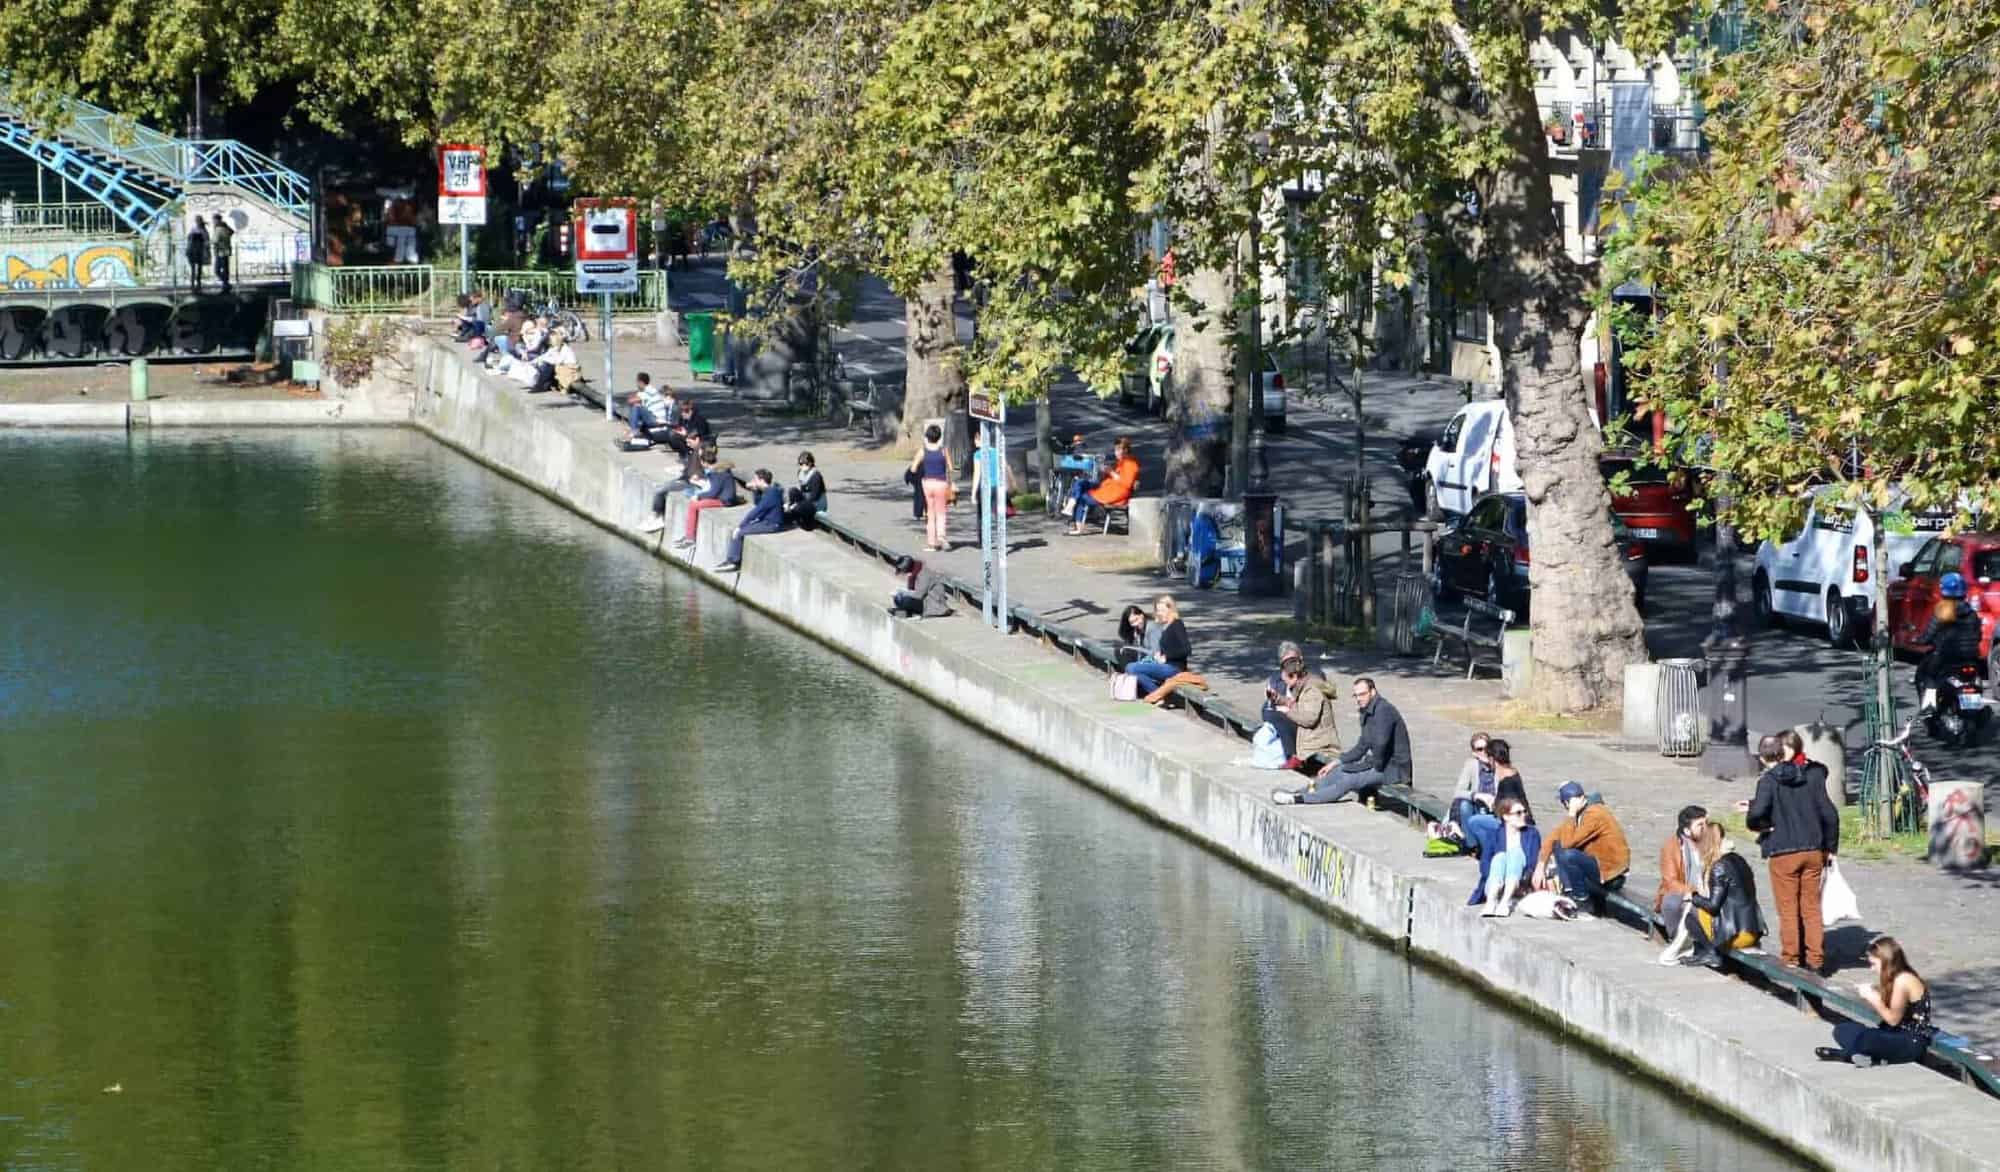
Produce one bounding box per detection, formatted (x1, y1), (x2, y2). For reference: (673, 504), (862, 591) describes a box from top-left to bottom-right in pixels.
(1821, 857), (1860, 927)
(1243, 723), (1288, 770)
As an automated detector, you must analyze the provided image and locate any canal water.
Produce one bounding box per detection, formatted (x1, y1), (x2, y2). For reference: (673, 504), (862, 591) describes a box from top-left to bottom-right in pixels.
(0, 432), (1805, 1170)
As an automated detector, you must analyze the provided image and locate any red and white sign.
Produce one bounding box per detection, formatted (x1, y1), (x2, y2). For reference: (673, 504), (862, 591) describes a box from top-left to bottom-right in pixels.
(438, 144), (487, 225)
(573, 198), (640, 294)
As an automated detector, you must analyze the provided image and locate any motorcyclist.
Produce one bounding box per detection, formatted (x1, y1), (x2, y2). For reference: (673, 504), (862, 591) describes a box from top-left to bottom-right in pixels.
(1916, 572), (1984, 714)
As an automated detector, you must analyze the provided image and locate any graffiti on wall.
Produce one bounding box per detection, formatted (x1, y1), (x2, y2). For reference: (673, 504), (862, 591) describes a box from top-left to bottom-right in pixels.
(1249, 804), (1351, 902)
(2, 242), (140, 289)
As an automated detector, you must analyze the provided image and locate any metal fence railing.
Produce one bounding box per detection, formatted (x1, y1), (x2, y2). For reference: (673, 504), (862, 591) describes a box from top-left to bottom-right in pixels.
(292, 263), (669, 318)
(0, 201), (123, 238)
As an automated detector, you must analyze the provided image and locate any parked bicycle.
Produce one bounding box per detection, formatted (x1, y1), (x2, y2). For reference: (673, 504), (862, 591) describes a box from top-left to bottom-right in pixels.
(504, 289), (588, 342)
(1861, 718), (1934, 834)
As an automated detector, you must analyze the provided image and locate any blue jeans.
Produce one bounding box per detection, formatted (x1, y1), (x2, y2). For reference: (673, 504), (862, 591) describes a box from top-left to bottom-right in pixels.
(1297, 764), (1388, 805)
(1832, 1022), (1927, 1064)
(1262, 700), (1299, 760)
(1554, 848), (1611, 903)
(1066, 478), (1096, 522)
(1125, 660), (1178, 691)
(724, 518), (782, 564)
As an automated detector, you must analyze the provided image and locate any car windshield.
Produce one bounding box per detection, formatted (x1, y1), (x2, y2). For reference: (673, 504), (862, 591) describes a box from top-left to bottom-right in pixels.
(1974, 550), (2000, 581)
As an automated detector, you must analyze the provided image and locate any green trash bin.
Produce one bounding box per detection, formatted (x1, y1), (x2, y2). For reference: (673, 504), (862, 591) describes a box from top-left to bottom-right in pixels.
(686, 311), (716, 375)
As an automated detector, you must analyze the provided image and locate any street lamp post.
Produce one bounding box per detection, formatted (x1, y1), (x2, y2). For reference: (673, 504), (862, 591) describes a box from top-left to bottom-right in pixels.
(1239, 136), (1280, 596)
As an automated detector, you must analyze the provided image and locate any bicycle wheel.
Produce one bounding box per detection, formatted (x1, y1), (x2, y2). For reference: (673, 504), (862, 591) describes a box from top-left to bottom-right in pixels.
(558, 310), (588, 342)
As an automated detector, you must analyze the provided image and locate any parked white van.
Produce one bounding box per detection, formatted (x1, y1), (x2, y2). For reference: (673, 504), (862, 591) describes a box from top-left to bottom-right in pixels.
(1424, 400), (1522, 518)
(1752, 492), (1953, 647)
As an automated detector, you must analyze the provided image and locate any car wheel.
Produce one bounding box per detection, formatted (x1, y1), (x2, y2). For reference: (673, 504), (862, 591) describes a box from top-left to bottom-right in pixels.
(1423, 478), (1443, 522)
(1826, 588), (1858, 649)
(1753, 572), (1778, 629)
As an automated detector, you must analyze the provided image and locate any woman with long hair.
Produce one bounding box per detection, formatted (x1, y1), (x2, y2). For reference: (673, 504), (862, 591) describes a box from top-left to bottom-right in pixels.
(1116, 604), (1157, 665)
(1817, 937), (1937, 1067)
(1120, 594), (1207, 704)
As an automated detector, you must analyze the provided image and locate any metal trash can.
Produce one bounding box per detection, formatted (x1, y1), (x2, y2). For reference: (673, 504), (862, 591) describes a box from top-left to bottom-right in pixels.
(1384, 572), (1431, 655)
(1657, 657), (1705, 757)
(685, 310), (716, 375)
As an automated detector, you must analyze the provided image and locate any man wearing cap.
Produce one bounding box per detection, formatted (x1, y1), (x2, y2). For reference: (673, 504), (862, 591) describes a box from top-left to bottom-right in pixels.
(1261, 641), (1318, 760)
(1536, 782), (1631, 912)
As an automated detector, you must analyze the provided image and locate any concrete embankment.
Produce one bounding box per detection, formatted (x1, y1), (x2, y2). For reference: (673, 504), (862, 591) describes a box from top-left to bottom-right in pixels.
(0, 399), (407, 428)
(211, 337), (1997, 1170)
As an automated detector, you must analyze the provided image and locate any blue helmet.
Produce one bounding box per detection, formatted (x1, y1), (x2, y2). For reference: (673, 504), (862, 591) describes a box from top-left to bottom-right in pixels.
(1940, 572), (1968, 599)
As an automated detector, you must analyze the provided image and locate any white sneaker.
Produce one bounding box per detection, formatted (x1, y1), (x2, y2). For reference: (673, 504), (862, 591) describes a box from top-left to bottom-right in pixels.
(1271, 790), (1297, 805)
(639, 516), (665, 533)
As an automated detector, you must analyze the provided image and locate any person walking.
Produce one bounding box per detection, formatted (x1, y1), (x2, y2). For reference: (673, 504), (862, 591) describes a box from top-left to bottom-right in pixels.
(211, 213), (234, 292)
(908, 424), (955, 552)
(185, 216), (210, 294)
(1738, 732), (1840, 974)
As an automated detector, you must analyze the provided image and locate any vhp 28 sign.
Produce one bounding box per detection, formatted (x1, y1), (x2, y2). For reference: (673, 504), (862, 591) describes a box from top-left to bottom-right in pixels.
(437, 145), (487, 225)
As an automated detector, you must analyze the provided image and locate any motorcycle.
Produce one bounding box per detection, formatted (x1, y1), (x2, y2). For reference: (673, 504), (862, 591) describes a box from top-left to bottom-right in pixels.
(1925, 662), (1991, 748)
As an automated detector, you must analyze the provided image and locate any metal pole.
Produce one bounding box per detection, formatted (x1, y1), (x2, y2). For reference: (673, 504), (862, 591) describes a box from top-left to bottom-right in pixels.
(602, 293), (614, 421)
(996, 420), (1008, 630)
(459, 223), (469, 297)
(980, 420), (996, 628)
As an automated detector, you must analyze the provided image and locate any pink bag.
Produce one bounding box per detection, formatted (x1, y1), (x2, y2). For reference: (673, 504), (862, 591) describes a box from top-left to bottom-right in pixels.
(1111, 673), (1141, 701)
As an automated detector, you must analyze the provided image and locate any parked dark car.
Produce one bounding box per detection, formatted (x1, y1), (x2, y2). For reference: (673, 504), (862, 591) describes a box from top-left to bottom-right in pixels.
(1432, 491), (1649, 616)
(1599, 452), (1699, 559)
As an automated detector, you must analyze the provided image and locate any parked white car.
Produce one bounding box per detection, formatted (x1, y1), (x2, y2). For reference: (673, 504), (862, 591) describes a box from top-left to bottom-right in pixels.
(1423, 400), (1522, 518)
(1752, 493), (1953, 647)
(1116, 324), (1288, 432)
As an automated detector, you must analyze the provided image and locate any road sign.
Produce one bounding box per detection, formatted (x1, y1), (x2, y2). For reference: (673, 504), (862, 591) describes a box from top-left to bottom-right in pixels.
(969, 386), (1006, 424)
(573, 198), (639, 294)
(438, 145), (487, 225)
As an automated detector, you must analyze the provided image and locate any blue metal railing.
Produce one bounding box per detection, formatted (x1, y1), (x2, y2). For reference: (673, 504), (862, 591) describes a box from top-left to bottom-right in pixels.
(0, 88), (311, 234)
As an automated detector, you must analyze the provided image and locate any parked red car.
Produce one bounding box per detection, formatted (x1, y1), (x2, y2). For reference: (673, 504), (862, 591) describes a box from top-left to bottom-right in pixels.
(1888, 534), (2000, 659)
(1599, 454), (1699, 556)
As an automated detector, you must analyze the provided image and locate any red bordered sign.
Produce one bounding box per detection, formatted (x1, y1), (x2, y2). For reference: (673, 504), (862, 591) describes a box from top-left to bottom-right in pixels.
(438, 144), (487, 225)
(573, 197), (640, 293)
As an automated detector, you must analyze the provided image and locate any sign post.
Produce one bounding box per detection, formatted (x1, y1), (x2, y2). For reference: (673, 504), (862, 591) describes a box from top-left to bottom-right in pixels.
(437, 145), (487, 296)
(970, 388), (1008, 630)
(574, 198), (640, 421)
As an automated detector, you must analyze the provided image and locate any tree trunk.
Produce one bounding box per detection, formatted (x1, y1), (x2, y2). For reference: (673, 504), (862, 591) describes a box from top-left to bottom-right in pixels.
(898, 260), (969, 470)
(1166, 262), (1233, 497)
(1482, 59), (1646, 712)
(1035, 396), (1054, 499)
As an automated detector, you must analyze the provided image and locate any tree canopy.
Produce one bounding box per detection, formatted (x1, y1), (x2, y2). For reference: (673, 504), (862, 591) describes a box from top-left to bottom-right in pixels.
(1611, 0), (2000, 540)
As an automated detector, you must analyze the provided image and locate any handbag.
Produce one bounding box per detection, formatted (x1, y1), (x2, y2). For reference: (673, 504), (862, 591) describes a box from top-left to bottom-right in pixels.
(1110, 672), (1142, 701)
(1820, 857), (1860, 927)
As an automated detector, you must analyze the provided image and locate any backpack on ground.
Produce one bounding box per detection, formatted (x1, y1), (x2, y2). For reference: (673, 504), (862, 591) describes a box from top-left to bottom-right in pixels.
(1188, 513), (1222, 588)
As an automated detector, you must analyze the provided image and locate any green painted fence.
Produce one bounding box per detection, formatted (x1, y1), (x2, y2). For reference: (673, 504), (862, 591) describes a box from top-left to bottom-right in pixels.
(292, 263), (666, 318)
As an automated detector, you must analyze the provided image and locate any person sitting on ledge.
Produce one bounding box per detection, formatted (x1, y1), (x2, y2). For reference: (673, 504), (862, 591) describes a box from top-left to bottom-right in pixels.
(619, 373), (674, 446)
(665, 397), (715, 483)
(783, 451), (827, 528)
(673, 451), (739, 550)
(1272, 658), (1342, 774)
(1271, 678), (1410, 806)
(890, 555), (952, 618)
(1654, 804), (1711, 938)
(1534, 782), (1630, 915)
(1472, 796), (1540, 916)
(1065, 436), (1140, 535)
(1117, 604), (1159, 666)
(1679, 826), (1765, 968)
(714, 468), (784, 573)
(1817, 936), (1938, 1068)
(1121, 594), (1207, 704)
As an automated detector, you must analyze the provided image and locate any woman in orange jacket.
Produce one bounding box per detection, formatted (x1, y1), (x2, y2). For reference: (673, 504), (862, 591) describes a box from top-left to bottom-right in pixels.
(1066, 436), (1139, 535)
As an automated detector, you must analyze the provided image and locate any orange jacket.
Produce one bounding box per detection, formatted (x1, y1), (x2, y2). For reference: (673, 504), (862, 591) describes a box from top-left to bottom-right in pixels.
(1089, 455), (1140, 508)
(1537, 799), (1631, 882)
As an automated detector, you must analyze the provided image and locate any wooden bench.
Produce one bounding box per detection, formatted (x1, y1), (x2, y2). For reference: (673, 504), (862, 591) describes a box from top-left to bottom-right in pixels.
(1433, 597), (1513, 679)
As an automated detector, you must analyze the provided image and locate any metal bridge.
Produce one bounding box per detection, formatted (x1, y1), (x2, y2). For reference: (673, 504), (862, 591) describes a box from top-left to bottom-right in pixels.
(0, 90), (311, 236)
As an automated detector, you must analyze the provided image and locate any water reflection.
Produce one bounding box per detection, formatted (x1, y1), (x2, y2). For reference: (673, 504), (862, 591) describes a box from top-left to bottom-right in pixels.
(0, 432), (1802, 1170)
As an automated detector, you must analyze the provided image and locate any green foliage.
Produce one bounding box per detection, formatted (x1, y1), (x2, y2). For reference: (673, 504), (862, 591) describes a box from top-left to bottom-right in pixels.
(1610, 0), (2000, 542)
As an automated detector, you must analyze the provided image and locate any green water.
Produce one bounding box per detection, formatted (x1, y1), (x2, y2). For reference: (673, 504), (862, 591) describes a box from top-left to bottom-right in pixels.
(0, 431), (1805, 1170)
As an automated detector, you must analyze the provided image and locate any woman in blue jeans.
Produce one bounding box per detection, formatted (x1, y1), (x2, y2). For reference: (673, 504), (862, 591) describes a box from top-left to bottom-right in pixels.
(1124, 594), (1205, 704)
(1817, 936), (1937, 1067)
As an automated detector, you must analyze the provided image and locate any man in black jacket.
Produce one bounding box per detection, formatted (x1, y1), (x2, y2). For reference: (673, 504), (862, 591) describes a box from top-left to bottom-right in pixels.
(1737, 733), (1840, 972)
(1273, 677), (1410, 805)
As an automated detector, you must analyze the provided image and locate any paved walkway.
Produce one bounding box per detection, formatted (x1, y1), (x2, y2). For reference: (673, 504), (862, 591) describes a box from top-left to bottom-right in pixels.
(549, 323), (2000, 1060)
